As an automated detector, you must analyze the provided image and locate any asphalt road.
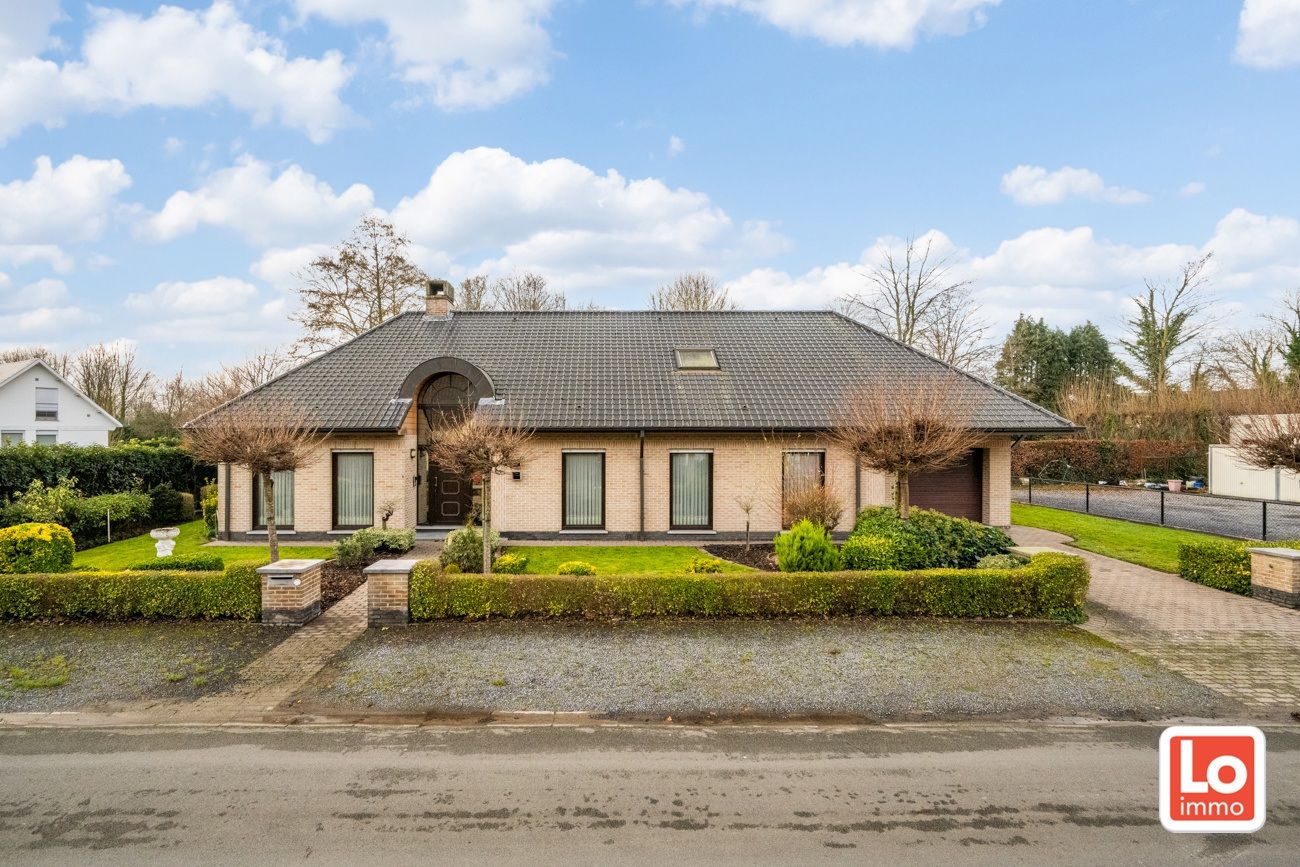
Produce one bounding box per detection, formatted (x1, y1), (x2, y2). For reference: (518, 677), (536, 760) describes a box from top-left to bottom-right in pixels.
(1014, 486), (1300, 540)
(1, 724), (1297, 865)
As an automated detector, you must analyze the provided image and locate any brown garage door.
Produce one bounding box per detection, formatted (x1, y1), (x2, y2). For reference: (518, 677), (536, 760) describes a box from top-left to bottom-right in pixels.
(910, 449), (984, 521)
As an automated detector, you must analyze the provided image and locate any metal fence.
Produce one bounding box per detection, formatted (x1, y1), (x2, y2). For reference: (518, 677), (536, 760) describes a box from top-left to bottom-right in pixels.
(1013, 478), (1300, 541)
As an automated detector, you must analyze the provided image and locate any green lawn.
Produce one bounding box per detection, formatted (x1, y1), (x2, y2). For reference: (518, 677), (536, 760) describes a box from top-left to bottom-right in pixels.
(74, 520), (336, 571)
(504, 545), (752, 575)
(1011, 502), (1235, 573)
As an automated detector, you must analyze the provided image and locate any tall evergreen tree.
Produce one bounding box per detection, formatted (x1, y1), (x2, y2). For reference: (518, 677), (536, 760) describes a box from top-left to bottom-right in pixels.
(993, 316), (1069, 408)
(1065, 322), (1124, 386)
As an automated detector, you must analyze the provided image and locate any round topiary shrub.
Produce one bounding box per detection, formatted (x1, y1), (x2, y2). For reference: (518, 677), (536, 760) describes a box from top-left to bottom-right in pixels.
(685, 556), (726, 574)
(492, 552), (529, 574)
(839, 534), (898, 570)
(774, 519), (841, 572)
(556, 560), (597, 576)
(0, 522), (75, 574)
(439, 525), (501, 573)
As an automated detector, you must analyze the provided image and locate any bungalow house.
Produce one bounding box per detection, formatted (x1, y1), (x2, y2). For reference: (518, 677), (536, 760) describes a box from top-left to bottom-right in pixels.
(0, 358), (121, 447)
(207, 281), (1073, 541)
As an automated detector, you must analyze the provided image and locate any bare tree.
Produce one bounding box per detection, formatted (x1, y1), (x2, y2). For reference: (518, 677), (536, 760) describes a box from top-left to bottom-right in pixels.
(184, 402), (326, 561)
(830, 376), (985, 518)
(1264, 288), (1300, 382)
(490, 272), (566, 311)
(650, 272), (736, 311)
(192, 351), (293, 417)
(73, 342), (153, 424)
(458, 275), (492, 311)
(840, 236), (990, 371)
(425, 412), (534, 574)
(1207, 329), (1280, 390)
(292, 216), (429, 357)
(0, 345), (74, 376)
(1120, 253), (1214, 394)
(1234, 402), (1300, 483)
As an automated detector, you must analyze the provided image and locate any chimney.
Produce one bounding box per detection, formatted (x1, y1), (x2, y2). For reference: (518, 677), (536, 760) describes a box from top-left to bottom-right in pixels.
(425, 278), (454, 318)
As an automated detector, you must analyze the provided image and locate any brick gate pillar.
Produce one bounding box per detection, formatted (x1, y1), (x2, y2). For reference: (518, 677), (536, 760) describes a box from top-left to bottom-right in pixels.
(1246, 547), (1300, 608)
(364, 559), (419, 627)
(257, 559), (326, 625)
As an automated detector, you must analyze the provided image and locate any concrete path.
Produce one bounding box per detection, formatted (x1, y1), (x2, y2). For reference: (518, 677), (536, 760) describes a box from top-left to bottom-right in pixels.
(1010, 525), (1300, 714)
(2, 723), (1296, 865)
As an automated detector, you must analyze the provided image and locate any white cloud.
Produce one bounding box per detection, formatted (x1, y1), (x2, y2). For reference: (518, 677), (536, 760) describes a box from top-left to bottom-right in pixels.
(0, 244), (74, 273)
(670, 0), (1001, 49)
(0, 2), (353, 143)
(123, 275), (293, 345)
(1000, 165), (1149, 206)
(125, 276), (260, 314)
(1236, 0), (1300, 68)
(0, 155), (131, 244)
(668, 135), (686, 157)
(390, 147), (788, 292)
(142, 155), (374, 245)
(294, 0), (557, 109)
(1180, 181), (1207, 197)
(164, 136), (184, 156)
(0, 0), (61, 65)
(251, 244), (331, 290)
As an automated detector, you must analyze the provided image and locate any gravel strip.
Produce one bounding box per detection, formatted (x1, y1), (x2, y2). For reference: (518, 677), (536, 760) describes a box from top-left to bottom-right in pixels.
(294, 619), (1235, 721)
(0, 622), (288, 712)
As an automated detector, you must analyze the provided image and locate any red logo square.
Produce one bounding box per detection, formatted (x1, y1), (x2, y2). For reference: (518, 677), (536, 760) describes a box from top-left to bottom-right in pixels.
(1160, 725), (1266, 833)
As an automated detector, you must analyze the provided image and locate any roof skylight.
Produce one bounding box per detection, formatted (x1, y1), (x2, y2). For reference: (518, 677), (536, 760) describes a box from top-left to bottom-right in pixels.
(674, 348), (719, 370)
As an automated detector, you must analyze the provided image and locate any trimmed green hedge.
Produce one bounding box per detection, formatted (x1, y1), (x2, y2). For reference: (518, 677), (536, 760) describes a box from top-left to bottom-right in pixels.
(1178, 538), (1300, 595)
(0, 441), (209, 501)
(128, 553), (226, 572)
(410, 553), (1089, 623)
(0, 562), (260, 620)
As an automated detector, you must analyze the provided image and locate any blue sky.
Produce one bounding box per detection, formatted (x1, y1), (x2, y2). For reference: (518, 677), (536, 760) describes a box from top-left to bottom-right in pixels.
(2, 0), (1299, 375)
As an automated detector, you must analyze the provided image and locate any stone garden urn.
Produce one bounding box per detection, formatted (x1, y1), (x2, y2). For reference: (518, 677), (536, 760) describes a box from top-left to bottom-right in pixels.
(150, 526), (180, 558)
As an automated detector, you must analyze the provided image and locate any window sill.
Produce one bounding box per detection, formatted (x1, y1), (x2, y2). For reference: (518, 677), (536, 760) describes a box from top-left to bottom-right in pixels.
(248, 530), (297, 536)
(559, 529), (608, 534)
(668, 529), (716, 535)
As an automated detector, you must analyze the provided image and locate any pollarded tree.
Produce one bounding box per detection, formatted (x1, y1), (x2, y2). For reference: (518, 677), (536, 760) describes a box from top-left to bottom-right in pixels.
(650, 273), (736, 311)
(184, 402), (326, 562)
(830, 376), (985, 519)
(425, 411), (534, 574)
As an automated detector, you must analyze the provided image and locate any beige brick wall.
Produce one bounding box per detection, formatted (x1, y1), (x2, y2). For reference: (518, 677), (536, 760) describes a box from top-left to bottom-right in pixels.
(983, 436), (1012, 527)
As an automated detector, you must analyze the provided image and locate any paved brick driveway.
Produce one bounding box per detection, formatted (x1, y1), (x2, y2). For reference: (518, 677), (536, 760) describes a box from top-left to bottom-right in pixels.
(1011, 525), (1300, 716)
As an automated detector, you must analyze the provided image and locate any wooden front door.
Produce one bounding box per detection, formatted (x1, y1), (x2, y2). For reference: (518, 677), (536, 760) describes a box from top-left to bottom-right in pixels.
(428, 462), (473, 524)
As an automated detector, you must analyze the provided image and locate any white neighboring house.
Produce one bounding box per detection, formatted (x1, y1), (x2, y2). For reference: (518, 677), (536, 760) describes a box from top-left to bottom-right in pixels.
(1208, 414), (1300, 503)
(0, 359), (122, 447)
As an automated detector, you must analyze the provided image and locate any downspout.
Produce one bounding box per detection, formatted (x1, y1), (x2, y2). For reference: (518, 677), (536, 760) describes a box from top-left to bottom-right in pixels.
(222, 461), (232, 541)
(639, 429), (646, 539)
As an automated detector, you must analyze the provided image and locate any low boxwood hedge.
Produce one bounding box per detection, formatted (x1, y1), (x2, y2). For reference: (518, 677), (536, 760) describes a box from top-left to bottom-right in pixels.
(0, 561), (260, 620)
(128, 553), (226, 572)
(1178, 538), (1300, 595)
(410, 553), (1088, 623)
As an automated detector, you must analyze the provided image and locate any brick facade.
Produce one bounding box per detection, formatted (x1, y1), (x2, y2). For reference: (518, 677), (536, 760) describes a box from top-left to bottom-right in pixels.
(257, 559), (325, 625)
(217, 400), (1013, 540)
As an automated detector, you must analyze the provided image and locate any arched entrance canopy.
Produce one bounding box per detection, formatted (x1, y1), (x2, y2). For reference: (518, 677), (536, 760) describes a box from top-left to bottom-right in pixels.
(399, 357), (494, 404)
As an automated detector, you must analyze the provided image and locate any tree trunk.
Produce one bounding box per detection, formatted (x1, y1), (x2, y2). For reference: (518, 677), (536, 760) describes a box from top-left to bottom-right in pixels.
(263, 471), (280, 562)
(744, 516), (751, 551)
(897, 472), (911, 520)
(481, 471), (493, 574)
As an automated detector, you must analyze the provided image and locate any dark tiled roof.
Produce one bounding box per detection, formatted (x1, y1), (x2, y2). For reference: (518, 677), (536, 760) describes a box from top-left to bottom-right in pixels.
(211, 310), (1075, 433)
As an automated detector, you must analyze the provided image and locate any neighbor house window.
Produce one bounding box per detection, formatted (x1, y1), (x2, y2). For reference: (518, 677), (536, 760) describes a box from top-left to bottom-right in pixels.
(1, 431), (23, 447)
(35, 387), (58, 421)
(673, 348), (719, 370)
(332, 453), (374, 529)
(782, 450), (826, 527)
(254, 470), (295, 529)
(670, 451), (713, 530)
(35, 432), (57, 446)
(562, 452), (604, 529)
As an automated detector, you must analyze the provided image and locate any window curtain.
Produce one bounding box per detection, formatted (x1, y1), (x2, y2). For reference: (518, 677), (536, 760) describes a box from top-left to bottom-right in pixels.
(564, 453), (604, 527)
(254, 469), (295, 527)
(783, 452), (823, 498)
(334, 453), (374, 528)
(671, 452), (711, 528)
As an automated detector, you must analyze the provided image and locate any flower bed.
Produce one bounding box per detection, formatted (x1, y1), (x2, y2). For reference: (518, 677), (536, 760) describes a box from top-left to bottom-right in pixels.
(409, 553), (1088, 623)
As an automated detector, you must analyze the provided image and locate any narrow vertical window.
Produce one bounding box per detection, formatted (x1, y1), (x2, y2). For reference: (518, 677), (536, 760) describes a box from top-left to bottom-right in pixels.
(254, 469), (296, 529)
(563, 452), (605, 529)
(782, 450), (826, 527)
(670, 452), (713, 530)
(333, 453), (374, 529)
(35, 387), (58, 421)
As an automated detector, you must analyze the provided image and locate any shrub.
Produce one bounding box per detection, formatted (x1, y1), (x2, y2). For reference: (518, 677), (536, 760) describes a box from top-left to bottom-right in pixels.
(0, 562), (259, 620)
(442, 563), (462, 575)
(850, 507), (1010, 569)
(556, 560), (597, 576)
(179, 492), (196, 520)
(372, 528), (415, 554)
(440, 525), (500, 573)
(336, 530), (377, 568)
(1176, 539), (1300, 595)
(977, 554), (1023, 569)
(839, 534), (898, 570)
(66, 491), (153, 547)
(492, 552), (529, 574)
(5, 477), (82, 525)
(1010, 438), (1204, 482)
(408, 553), (1089, 622)
(774, 519), (841, 572)
(128, 553), (225, 572)
(685, 556), (726, 574)
(0, 441), (208, 503)
(201, 483), (219, 539)
(0, 523), (75, 574)
(782, 485), (845, 530)
(147, 483), (188, 525)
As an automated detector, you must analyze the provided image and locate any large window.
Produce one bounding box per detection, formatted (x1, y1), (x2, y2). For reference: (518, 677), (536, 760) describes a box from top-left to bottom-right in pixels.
(1, 431), (23, 447)
(782, 450), (826, 527)
(562, 452), (605, 529)
(670, 451), (713, 530)
(254, 470), (295, 529)
(35, 387), (58, 421)
(332, 453), (374, 529)
(35, 432), (57, 445)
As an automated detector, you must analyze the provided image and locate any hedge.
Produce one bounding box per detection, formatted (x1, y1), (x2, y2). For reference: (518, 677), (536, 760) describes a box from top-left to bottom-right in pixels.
(128, 553), (226, 572)
(410, 553), (1089, 623)
(1011, 438), (1204, 482)
(1178, 539), (1300, 595)
(0, 441), (211, 501)
(0, 562), (261, 620)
